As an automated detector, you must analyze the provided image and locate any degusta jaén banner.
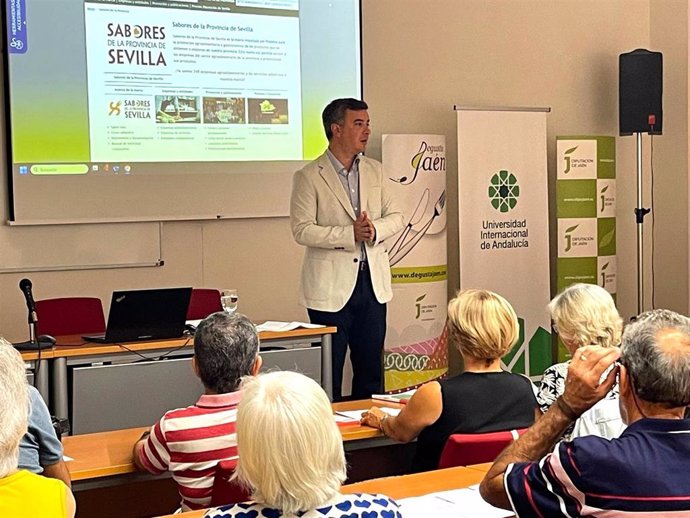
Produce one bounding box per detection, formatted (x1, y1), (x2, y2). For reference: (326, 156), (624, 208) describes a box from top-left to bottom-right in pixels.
(382, 134), (448, 391)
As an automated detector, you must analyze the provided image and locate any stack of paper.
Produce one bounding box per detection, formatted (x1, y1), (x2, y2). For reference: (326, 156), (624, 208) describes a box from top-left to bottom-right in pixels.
(371, 388), (417, 404)
(334, 407), (401, 422)
(255, 321), (325, 332)
(333, 413), (360, 428)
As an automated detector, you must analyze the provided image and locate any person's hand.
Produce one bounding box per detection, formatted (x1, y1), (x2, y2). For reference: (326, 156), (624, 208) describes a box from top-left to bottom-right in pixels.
(562, 345), (620, 416)
(354, 211), (375, 242)
(361, 406), (388, 429)
(363, 211), (376, 242)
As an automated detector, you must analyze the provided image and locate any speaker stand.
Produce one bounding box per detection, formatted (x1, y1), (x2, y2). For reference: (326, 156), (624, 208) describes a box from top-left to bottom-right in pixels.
(634, 132), (651, 315)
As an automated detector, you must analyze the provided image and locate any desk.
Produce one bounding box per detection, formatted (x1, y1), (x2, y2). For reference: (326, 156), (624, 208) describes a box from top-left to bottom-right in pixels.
(64, 399), (408, 518)
(64, 427), (148, 484)
(156, 465), (490, 518)
(64, 399), (401, 486)
(51, 327), (335, 432)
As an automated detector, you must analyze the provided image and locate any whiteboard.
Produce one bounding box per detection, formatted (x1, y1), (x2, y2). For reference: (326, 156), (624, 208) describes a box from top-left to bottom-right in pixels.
(0, 222), (162, 272)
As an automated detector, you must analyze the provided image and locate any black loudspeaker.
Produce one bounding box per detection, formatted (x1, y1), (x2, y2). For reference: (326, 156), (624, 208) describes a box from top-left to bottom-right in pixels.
(619, 49), (663, 135)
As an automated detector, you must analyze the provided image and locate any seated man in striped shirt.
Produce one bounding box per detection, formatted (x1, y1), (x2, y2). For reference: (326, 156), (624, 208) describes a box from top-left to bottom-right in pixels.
(480, 309), (690, 517)
(133, 312), (261, 512)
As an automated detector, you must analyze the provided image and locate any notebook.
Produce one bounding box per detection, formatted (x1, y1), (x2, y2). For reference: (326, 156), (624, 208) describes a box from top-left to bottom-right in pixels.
(82, 287), (192, 344)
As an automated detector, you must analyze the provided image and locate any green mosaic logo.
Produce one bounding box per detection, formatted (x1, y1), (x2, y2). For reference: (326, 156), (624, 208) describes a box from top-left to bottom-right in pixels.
(488, 170), (520, 213)
(564, 224), (579, 252)
(415, 294), (426, 319)
(563, 146), (578, 174)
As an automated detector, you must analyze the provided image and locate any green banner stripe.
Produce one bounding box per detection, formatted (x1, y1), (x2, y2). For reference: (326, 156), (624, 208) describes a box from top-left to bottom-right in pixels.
(391, 265), (448, 284)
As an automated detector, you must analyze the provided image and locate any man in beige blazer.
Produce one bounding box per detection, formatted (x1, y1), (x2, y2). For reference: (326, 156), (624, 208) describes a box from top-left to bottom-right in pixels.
(290, 98), (404, 400)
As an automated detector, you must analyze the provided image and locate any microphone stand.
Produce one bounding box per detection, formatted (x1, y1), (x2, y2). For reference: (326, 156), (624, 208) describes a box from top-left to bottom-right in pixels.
(15, 310), (46, 351)
(29, 311), (39, 346)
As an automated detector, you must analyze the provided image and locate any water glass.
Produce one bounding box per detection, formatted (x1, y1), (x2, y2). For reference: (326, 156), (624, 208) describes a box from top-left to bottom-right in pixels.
(221, 289), (238, 314)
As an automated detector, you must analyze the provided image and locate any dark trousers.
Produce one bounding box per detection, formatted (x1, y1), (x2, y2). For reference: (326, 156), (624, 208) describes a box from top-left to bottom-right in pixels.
(308, 264), (387, 401)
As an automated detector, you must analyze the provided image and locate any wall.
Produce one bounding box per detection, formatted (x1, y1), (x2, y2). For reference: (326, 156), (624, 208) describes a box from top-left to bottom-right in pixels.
(3, 0), (685, 345)
(649, 0), (689, 315)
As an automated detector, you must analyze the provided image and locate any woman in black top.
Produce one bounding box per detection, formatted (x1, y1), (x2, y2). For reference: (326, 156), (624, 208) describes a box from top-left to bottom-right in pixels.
(361, 289), (538, 472)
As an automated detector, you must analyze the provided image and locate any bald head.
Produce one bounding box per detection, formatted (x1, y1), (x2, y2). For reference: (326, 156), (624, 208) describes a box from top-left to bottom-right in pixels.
(656, 327), (690, 356)
(621, 309), (690, 407)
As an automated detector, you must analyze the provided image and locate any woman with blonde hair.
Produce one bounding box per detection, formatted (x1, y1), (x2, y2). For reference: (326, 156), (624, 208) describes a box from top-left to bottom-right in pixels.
(204, 371), (401, 518)
(361, 289), (537, 472)
(0, 338), (75, 518)
(538, 283), (624, 439)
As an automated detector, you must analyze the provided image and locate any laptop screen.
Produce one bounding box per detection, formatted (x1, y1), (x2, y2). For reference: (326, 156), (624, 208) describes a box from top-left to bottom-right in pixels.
(103, 287), (192, 342)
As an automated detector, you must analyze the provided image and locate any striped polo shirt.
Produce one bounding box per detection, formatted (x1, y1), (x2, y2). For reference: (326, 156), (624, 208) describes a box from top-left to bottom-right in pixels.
(136, 391), (242, 511)
(505, 418), (690, 517)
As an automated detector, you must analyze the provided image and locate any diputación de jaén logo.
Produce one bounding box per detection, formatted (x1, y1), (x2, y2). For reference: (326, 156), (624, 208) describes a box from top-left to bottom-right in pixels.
(488, 170), (520, 213)
(563, 146), (578, 174)
(600, 261), (609, 287)
(564, 224), (579, 252)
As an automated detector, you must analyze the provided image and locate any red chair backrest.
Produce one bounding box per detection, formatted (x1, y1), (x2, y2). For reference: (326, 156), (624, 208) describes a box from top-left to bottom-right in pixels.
(210, 459), (251, 507)
(35, 297), (106, 336)
(187, 289), (223, 320)
(438, 428), (527, 469)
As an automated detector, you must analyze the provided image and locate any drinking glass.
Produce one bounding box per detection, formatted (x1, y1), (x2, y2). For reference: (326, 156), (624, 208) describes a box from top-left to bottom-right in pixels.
(221, 289), (238, 314)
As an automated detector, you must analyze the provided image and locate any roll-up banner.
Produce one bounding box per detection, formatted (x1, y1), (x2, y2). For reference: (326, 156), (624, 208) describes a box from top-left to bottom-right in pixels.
(556, 136), (616, 361)
(456, 108), (551, 378)
(382, 134), (448, 392)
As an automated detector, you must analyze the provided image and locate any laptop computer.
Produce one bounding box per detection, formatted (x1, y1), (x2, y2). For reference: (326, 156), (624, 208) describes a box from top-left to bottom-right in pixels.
(82, 287), (192, 344)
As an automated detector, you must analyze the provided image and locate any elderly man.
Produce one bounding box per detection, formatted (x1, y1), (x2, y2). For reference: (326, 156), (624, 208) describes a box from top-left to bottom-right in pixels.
(480, 309), (690, 516)
(133, 312), (261, 512)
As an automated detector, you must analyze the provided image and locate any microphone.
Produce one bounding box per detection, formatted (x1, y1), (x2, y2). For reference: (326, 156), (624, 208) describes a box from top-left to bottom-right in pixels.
(19, 278), (38, 324)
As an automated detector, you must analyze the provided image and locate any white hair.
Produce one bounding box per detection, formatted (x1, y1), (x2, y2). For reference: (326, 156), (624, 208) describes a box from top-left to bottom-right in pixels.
(549, 283), (622, 350)
(234, 371), (346, 514)
(0, 338), (29, 478)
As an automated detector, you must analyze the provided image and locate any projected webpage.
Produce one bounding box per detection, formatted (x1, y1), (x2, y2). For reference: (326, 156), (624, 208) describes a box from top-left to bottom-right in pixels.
(6, 0), (360, 222)
(84, 0), (302, 161)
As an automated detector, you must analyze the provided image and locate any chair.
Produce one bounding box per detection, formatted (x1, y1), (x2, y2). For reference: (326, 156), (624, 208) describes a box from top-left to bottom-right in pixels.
(437, 428), (527, 469)
(186, 288), (223, 320)
(35, 297), (106, 336)
(210, 459), (251, 507)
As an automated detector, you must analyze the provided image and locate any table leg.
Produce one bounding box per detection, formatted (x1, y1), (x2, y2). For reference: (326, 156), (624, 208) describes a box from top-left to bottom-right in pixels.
(321, 333), (333, 401)
(53, 357), (69, 423)
(35, 359), (50, 405)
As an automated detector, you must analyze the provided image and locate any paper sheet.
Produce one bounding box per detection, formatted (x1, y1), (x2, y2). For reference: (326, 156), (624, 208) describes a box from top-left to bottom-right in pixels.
(398, 485), (513, 518)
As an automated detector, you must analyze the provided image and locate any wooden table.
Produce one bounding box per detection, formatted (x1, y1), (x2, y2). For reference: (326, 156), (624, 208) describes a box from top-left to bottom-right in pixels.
(64, 427), (149, 483)
(156, 465), (491, 518)
(466, 462), (492, 473)
(47, 327), (336, 429)
(64, 399), (401, 485)
(64, 399), (407, 518)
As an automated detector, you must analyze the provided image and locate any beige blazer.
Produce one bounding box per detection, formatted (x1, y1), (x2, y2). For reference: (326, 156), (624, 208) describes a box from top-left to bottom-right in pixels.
(290, 152), (404, 312)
